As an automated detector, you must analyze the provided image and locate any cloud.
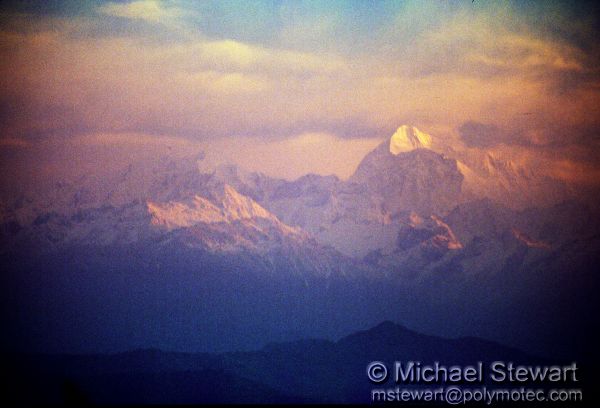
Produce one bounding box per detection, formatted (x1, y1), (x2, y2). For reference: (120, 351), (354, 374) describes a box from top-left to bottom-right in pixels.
(458, 122), (506, 148)
(200, 132), (380, 180)
(0, 20), (354, 141)
(97, 0), (182, 24)
(178, 70), (270, 94)
(457, 120), (600, 149)
(0, 1), (599, 188)
(193, 39), (346, 75)
(69, 132), (199, 148)
(382, 1), (594, 93)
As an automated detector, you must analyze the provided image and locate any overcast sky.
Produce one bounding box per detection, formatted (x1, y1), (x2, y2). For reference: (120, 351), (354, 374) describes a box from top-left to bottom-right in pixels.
(1, 0), (599, 182)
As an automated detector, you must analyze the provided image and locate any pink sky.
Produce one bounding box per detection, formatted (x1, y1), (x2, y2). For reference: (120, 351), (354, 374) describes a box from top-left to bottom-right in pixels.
(1, 1), (599, 186)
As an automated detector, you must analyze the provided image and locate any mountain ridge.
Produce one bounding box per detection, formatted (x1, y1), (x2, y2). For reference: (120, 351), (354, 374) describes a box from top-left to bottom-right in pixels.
(5, 320), (562, 405)
(1, 125), (598, 362)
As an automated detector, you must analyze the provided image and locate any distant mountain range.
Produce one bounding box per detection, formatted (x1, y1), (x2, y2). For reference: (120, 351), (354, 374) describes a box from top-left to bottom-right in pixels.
(1, 125), (598, 361)
(8, 321), (583, 405)
(2, 126), (592, 259)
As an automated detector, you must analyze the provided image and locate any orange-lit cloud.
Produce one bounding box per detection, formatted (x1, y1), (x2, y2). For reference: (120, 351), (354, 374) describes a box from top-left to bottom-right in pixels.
(97, 0), (183, 24)
(0, 1), (598, 188)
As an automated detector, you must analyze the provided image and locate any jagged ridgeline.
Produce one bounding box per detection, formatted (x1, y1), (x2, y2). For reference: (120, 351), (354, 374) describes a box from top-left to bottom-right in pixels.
(1, 126), (598, 359)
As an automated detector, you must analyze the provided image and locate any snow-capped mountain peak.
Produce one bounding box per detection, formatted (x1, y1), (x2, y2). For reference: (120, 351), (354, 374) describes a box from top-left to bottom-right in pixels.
(147, 195), (225, 230)
(147, 184), (292, 232)
(218, 184), (274, 221)
(389, 125), (432, 154)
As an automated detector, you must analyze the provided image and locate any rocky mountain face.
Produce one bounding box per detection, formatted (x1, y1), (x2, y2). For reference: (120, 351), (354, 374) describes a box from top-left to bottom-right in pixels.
(457, 151), (572, 209)
(183, 129), (465, 257)
(146, 184), (306, 252)
(349, 140), (463, 215)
